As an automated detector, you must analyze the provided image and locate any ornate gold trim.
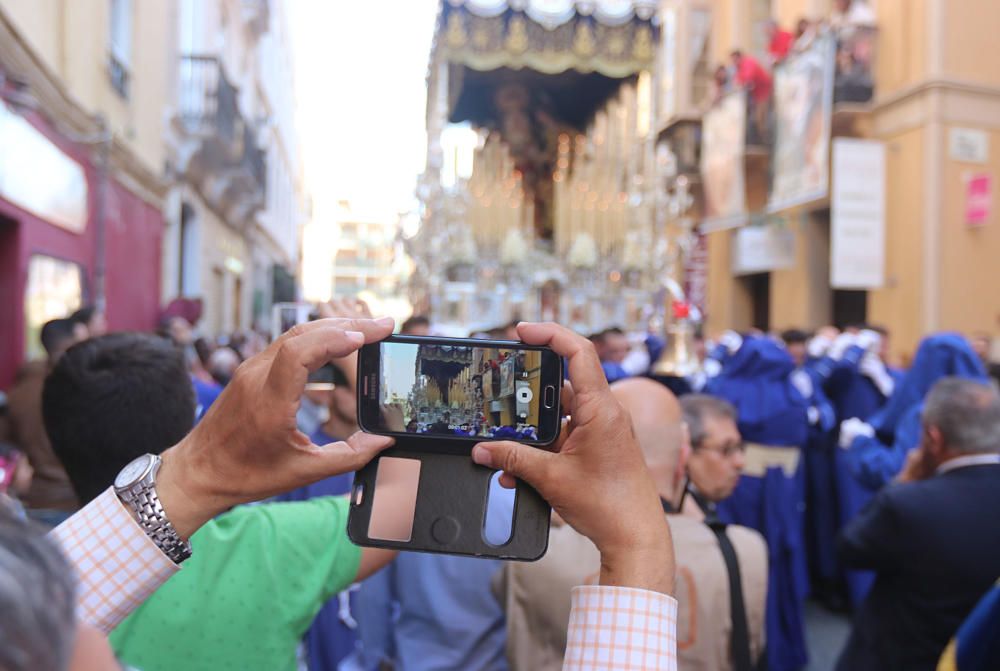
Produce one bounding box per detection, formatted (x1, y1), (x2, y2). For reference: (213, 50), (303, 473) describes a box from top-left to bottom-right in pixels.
(438, 7), (656, 79)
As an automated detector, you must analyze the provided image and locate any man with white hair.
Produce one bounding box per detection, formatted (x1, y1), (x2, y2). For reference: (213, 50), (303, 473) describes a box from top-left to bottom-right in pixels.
(836, 377), (1000, 671)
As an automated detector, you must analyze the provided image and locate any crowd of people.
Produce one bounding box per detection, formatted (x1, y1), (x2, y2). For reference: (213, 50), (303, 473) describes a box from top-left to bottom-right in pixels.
(2, 293), (1000, 671)
(588, 319), (1000, 671)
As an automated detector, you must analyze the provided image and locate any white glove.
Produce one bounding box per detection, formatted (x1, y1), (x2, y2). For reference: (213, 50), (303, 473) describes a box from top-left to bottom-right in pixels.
(856, 329), (883, 354)
(719, 330), (743, 355)
(703, 358), (723, 378)
(839, 417), (875, 448)
(621, 348), (651, 376)
(790, 369), (815, 399)
(808, 334), (833, 359)
(859, 352), (895, 397)
(829, 333), (858, 360)
(807, 406), (821, 426)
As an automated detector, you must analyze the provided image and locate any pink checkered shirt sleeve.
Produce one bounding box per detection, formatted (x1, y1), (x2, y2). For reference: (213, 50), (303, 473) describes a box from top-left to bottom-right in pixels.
(49, 487), (180, 633)
(563, 585), (678, 671)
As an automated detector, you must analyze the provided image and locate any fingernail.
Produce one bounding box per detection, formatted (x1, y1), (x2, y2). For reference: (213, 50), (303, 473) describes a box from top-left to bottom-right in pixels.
(375, 316), (394, 326)
(346, 330), (365, 343)
(472, 444), (493, 468)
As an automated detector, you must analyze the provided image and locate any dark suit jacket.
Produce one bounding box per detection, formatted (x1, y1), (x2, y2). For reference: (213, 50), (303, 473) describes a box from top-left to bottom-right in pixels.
(836, 462), (1000, 671)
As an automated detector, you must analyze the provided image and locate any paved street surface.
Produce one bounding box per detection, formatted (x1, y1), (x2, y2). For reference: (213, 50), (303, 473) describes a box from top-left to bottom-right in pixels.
(804, 600), (852, 671)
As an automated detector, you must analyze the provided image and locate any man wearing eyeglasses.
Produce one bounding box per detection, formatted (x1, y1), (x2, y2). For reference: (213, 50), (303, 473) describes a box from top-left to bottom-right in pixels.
(682, 394), (748, 508)
(680, 394), (767, 671)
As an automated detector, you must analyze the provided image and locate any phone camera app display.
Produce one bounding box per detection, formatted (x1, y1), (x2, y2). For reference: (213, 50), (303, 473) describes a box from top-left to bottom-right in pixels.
(379, 342), (543, 441)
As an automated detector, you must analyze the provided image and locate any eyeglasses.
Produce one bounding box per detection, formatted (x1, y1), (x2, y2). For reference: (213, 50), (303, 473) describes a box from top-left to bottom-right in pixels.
(693, 442), (746, 459)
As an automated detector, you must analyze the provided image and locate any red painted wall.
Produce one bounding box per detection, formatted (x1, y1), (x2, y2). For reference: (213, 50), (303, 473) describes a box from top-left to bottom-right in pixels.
(0, 109), (163, 390)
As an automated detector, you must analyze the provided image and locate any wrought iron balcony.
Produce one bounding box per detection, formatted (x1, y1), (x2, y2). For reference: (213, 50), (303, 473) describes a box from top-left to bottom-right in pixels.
(176, 55), (239, 150)
(173, 55), (267, 221)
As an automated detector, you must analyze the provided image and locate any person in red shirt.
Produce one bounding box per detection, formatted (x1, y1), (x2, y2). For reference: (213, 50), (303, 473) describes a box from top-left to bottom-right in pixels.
(731, 50), (774, 143)
(766, 20), (794, 64)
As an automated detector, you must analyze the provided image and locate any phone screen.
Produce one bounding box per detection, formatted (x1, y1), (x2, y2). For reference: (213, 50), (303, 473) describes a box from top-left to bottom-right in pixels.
(364, 338), (561, 444)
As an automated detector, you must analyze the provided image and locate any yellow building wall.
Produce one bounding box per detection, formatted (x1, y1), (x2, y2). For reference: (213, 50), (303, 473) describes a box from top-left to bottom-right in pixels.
(770, 213), (832, 330)
(868, 126), (926, 357)
(942, 0), (1000, 87)
(705, 228), (754, 336)
(0, 0), (172, 177)
(772, 0), (828, 27)
(937, 125), (1000, 334)
(1, 0), (60, 67)
(875, 0), (928, 96)
(710, 0), (736, 64)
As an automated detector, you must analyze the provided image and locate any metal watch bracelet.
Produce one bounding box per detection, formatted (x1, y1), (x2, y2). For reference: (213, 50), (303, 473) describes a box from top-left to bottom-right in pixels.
(117, 480), (193, 564)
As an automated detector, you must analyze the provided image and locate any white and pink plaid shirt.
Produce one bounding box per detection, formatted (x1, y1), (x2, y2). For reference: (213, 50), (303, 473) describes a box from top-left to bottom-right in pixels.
(51, 488), (678, 670)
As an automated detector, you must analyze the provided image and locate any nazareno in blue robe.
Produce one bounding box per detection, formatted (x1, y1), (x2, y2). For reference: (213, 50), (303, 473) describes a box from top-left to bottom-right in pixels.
(707, 336), (811, 671)
(809, 343), (896, 608)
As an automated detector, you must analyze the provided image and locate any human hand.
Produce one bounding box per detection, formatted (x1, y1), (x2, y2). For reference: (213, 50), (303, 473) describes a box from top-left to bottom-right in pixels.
(381, 403), (406, 432)
(859, 352), (895, 397)
(718, 330), (743, 355)
(839, 417), (874, 449)
(829, 333), (858, 360)
(470, 322), (674, 595)
(855, 329), (883, 354)
(315, 296), (374, 389)
(158, 317), (396, 538)
(317, 296), (373, 320)
(896, 447), (931, 483)
(808, 334), (833, 359)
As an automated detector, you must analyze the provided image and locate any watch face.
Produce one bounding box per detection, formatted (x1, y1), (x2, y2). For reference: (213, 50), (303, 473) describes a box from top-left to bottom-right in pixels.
(115, 455), (152, 488)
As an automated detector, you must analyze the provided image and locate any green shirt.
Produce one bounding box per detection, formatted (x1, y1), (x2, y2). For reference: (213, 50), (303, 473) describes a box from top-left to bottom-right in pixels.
(109, 496), (361, 671)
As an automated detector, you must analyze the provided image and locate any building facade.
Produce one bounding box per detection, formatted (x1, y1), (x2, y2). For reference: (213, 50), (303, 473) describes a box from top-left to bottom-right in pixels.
(331, 201), (398, 299)
(161, 0), (306, 337)
(658, 0), (1000, 360)
(0, 0), (172, 387)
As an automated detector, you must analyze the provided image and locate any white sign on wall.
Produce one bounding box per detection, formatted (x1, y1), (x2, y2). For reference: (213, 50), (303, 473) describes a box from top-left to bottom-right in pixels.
(731, 223), (796, 276)
(0, 103), (88, 232)
(949, 127), (989, 164)
(830, 138), (886, 289)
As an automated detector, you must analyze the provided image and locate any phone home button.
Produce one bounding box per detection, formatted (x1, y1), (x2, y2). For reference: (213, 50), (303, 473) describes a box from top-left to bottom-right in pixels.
(431, 516), (461, 545)
(543, 385), (556, 409)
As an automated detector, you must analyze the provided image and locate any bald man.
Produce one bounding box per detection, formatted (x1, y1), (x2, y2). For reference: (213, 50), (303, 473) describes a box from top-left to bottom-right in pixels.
(493, 378), (768, 671)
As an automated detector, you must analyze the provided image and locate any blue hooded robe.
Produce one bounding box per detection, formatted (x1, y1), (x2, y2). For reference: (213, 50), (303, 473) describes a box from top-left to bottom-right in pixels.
(806, 343), (897, 608)
(792, 364), (842, 590)
(707, 336), (811, 671)
(846, 333), (987, 488)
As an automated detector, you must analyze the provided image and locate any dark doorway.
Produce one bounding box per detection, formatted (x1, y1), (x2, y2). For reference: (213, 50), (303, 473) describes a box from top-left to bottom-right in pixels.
(745, 272), (771, 332)
(833, 290), (867, 328)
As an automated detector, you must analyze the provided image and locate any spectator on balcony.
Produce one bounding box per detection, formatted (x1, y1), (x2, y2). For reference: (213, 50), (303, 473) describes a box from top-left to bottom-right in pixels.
(766, 20), (794, 65)
(793, 17), (819, 52)
(830, 0), (876, 43)
(730, 50), (773, 144)
(835, 47), (874, 103)
(708, 64), (732, 107)
(401, 315), (431, 336)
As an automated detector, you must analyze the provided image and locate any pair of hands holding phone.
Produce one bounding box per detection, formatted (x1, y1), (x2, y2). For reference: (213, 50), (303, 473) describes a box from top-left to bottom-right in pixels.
(158, 318), (674, 596)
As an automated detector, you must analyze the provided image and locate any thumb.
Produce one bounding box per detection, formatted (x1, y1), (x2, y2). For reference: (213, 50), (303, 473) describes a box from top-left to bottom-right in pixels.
(472, 440), (555, 492)
(314, 431), (395, 475)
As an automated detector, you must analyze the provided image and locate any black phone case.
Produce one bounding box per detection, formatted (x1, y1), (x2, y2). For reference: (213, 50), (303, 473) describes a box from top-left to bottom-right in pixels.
(347, 440), (551, 561)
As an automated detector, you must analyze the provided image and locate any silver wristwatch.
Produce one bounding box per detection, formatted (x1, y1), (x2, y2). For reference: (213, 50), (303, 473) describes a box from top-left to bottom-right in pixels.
(114, 453), (192, 564)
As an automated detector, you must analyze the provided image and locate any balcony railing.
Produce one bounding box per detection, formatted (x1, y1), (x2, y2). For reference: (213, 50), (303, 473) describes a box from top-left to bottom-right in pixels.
(175, 54), (267, 217)
(177, 55), (239, 146)
(237, 122), (267, 195)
